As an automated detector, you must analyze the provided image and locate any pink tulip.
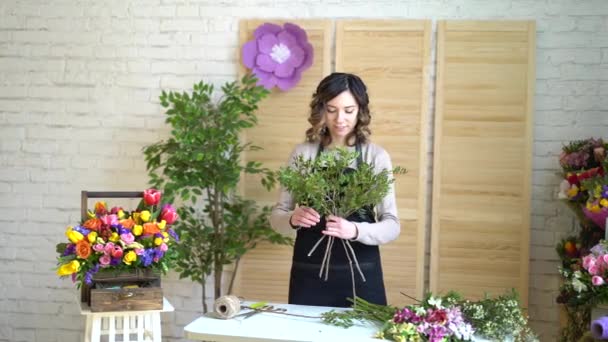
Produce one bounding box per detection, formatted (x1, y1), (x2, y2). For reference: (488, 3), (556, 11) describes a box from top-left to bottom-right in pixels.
(92, 244), (105, 253)
(135, 248), (144, 255)
(99, 255), (111, 267)
(111, 246), (123, 258)
(104, 242), (115, 255)
(593, 276), (605, 286)
(160, 204), (179, 224)
(100, 214), (118, 226)
(143, 189), (161, 206)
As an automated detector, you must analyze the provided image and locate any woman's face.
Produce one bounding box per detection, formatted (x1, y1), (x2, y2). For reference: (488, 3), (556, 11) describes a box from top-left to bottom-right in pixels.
(324, 90), (358, 146)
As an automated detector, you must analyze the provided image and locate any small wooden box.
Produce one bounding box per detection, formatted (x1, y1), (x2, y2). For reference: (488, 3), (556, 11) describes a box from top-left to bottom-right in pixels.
(87, 269), (163, 312)
(90, 287), (163, 312)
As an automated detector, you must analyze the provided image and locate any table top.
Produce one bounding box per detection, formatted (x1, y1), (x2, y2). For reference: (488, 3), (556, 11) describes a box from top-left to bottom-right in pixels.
(79, 297), (174, 315)
(184, 302), (380, 342)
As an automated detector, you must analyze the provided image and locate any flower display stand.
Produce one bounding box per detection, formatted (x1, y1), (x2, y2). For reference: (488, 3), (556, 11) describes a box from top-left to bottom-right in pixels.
(80, 297), (174, 342)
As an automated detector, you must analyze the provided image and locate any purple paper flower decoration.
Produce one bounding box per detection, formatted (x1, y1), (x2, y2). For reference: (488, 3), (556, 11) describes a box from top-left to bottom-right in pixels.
(242, 22), (314, 91)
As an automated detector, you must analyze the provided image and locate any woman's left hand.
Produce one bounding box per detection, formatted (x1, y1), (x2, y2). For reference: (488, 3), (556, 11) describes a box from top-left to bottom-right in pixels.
(323, 215), (358, 240)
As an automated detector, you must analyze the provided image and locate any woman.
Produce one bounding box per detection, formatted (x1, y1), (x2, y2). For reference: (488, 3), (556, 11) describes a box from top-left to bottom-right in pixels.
(270, 72), (400, 307)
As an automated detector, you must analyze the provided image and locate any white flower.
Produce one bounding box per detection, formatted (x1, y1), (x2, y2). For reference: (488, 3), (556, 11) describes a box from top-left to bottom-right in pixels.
(428, 296), (443, 308)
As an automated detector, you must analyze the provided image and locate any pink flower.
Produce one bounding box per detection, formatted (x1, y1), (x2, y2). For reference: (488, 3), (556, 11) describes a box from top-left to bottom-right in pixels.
(583, 255), (596, 270)
(103, 242), (115, 255)
(99, 255), (111, 267)
(159, 243), (168, 252)
(100, 214), (118, 226)
(589, 264), (600, 276)
(120, 233), (135, 245)
(92, 244), (105, 253)
(111, 246), (123, 258)
(160, 204), (179, 225)
(135, 248), (144, 255)
(143, 189), (161, 206)
(593, 276), (605, 286)
(602, 254), (608, 265)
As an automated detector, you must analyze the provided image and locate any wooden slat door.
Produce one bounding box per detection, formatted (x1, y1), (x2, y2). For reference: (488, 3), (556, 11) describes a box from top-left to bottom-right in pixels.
(335, 20), (431, 305)
(234, 20), (332, 301)
(430, 20), (535, 305)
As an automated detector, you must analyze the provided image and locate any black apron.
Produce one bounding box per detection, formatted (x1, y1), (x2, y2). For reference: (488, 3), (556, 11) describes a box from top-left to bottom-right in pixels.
(288, 143), (387, 308)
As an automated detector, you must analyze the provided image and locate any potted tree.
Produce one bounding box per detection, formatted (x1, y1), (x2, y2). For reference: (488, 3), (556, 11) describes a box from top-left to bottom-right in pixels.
(143, 74), (292, 312)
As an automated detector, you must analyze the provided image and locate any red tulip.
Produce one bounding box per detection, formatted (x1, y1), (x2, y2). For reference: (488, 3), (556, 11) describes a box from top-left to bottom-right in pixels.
(143, 189), (161, 206)
(161, 204), (179, 224)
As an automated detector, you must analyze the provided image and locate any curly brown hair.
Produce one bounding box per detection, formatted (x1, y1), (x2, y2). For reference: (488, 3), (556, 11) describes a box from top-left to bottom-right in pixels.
(305, 73), (371, 147)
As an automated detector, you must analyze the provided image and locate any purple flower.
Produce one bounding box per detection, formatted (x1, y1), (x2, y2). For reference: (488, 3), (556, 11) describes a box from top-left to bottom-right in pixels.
(602, 185), (608, 199)
(72, 225), (91, 236)
(167, 228), (179, 242)
(242, 22), (313, 91)
(62, 243), (76, 256)
(84, 264), (100, 285)
(141, 249), (154, 267)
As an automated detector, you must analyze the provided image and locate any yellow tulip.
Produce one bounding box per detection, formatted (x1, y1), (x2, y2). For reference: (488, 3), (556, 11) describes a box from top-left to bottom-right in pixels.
(87, 231), (98, 243)
(67, 230), (84, 243)
(123, 251), (137, 265)
(109, 232), (120, 242)
(154, 237), (163, 246)
(140, 211), (151, 222)
(600, 198), (608, 208)
(56, 260), (80, 276)
(132, 212), (141, 224)
(118, 210), (126, 219)
(157, 220), (166, 230)
(132, 225), (143, 236)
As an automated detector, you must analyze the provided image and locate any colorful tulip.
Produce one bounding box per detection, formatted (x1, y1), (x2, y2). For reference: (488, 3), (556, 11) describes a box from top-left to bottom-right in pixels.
(160, 204), (178, 224)
(143, 189), (161, 206)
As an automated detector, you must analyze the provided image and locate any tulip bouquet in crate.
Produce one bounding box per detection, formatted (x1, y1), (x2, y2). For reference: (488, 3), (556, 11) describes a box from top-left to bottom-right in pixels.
(56, 189), (179, 311)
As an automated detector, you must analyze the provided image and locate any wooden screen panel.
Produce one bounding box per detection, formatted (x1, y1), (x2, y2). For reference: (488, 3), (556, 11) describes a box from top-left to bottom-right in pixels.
(431, 21), (535, 305)
(336, 20), (431, 306)
(234, 20), (332, 302)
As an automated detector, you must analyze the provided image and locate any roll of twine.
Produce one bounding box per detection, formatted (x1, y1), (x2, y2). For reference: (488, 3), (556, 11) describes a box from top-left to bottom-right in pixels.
(213, 295), (320, 319)
(214, 295), (241, 319)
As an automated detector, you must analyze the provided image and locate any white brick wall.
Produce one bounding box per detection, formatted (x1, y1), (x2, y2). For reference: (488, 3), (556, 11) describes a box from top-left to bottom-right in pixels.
(1, 0), (607, 341)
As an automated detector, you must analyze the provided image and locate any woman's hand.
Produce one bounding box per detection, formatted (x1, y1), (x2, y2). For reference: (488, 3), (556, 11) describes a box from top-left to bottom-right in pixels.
(323, 215), (358, 240)
(290, 206), (321, 228)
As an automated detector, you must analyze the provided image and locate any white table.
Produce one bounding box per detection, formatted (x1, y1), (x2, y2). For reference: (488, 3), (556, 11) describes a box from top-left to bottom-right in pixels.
(184, 302), (380, 342)
(80, 297), (174, 342)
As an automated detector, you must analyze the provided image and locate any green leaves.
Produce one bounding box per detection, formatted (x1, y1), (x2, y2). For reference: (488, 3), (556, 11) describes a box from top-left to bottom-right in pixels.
(277, 148), (405, 217)
(143, 74), (292, 295)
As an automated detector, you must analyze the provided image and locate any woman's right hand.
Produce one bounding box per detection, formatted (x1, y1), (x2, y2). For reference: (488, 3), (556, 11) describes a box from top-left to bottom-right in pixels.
(290, 206), (321, 228)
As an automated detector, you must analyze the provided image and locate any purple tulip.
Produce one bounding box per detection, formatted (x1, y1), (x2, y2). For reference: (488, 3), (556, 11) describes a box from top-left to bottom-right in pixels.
(242, 22), (313, 91)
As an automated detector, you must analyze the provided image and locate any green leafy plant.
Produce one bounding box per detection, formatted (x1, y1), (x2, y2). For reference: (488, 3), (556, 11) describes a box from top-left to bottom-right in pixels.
(277, 148), (405, 218)
(143, 74), (292, 312)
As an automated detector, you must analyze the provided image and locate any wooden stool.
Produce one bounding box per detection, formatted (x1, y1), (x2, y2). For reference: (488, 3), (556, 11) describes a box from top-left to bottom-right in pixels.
(80, 297), (174, 342)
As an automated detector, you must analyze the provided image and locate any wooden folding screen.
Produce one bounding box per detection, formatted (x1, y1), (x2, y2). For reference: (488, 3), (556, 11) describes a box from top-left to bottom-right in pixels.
(430, 21), (535, 305)
(335, 20), (430, 305)
(234, 20), (332, 301)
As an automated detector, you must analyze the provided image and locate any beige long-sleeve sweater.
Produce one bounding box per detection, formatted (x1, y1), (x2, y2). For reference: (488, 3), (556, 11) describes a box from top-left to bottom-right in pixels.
(270, 141), (400, 246)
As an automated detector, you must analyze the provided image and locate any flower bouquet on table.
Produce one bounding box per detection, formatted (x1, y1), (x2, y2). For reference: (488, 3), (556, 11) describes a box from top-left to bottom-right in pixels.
(322, 291), (537, 342)
(322, 291), (538, 342)
(55, 189), (179, 290)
